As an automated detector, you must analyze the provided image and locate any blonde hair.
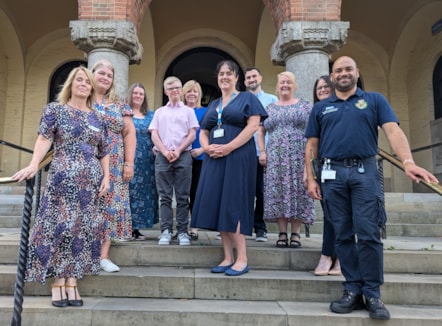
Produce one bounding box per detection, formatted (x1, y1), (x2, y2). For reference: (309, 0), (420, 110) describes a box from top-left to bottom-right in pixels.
(91, 59), (118, 103)
(276, 71), (297, 95)
(57, 66), (96, 108)
(182, 80), (203, 108)
(163, 76), (182, 89)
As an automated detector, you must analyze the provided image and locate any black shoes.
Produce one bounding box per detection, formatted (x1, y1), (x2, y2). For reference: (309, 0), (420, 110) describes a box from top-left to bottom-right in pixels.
(330, 290), (366, 314)
(366, 297), (390, 320)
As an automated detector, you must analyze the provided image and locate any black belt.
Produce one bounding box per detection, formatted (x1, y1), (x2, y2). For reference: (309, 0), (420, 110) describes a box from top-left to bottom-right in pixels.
(322, 156), (376, 167)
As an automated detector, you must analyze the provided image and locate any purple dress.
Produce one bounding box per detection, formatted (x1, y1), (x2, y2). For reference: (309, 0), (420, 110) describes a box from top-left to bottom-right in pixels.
(25, 103), (108, 284)
(263, 100), (315, 224)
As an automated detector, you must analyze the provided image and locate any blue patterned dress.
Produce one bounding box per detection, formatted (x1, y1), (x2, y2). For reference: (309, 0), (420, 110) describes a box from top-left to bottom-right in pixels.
(25, 103), (108, 284)
(95, 100), (133, 241)
(263, 100), (315, 224)
(129, 111), (159, 229)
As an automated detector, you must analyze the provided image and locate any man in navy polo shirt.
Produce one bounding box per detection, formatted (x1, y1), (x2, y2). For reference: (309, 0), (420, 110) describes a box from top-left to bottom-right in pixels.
(304, 56), (439, 320)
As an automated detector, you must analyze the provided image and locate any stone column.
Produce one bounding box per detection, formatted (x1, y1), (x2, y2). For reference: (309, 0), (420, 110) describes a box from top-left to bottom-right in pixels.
(69, 20), (143, 97)
(271, 21), (350, 103)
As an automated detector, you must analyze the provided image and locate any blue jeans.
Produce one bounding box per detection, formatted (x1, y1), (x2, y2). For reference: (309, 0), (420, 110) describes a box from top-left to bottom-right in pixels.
(321, 157), (384, 299)
(155, 151), (192, 234)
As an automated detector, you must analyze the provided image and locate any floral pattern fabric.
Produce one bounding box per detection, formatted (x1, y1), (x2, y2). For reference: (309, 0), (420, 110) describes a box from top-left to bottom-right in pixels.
(129, 111), (159, 229)
(95, 100), (133, 241)
(25, 103), (108, 284)
(263, 100), (315, 224)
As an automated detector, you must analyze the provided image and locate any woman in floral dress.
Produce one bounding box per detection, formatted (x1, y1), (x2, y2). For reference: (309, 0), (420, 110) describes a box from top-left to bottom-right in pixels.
(92, 59), (136, 273)
(126, 83), (159, 239)
(258, 71), (315, 248)
(12, 66), (110, 307)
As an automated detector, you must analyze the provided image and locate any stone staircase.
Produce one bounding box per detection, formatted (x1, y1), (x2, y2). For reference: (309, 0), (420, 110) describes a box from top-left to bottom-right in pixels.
(0, 185), (441, 325)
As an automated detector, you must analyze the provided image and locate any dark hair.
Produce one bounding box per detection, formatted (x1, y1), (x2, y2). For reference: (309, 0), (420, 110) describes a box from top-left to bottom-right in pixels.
(216, 60), (240, 77)
(126, 83), (148, 114)
(313, 75), (334, 103)
(245, 66), (261, 74)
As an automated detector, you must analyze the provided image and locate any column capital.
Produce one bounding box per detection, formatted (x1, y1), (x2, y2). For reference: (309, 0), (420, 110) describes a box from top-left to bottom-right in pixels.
(69, 20), (143, 64)
(271, 21), (350, 65)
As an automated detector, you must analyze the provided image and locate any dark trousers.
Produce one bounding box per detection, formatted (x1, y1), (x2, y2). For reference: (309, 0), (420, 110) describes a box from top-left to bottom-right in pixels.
(254, 158), (266, 233)
(155, 151), (192, 234)
(321, 157), (384, 299)
(189, 159), (203, 212)
(320, 200), (336, 258)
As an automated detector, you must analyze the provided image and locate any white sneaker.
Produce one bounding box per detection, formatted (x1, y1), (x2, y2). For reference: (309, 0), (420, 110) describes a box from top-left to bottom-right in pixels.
(178, 233), (191, 246)
(100, 258), (120, 272)
(158, 229), (171, 245)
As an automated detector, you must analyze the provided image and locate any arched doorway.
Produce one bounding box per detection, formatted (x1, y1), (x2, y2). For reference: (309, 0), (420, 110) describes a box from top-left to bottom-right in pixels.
(49, 60), (87, 102)
(163, 47), (245, 106)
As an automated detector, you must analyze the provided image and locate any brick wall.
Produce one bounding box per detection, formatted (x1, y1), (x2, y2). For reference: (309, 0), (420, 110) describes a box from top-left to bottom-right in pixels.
(78, 0), (150, 31)
(264, 0), (342, 33)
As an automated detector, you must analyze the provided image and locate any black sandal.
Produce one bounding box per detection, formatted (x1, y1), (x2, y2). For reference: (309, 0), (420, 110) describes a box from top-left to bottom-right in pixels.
(290, 232), (301, 248)
(276, 232), (288, 248)
(189, 231), (198, 241)
(132, 229), (146, 241)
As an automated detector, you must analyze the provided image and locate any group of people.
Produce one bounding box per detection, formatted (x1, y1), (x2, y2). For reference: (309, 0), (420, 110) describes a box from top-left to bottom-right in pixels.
(12, 56), (439, 321)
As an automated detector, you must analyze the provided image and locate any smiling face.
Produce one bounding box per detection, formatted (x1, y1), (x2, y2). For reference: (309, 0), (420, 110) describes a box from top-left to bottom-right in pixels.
(93, 65), (114, 94)
(184, 86), (200, 107)
(315, 78), (332, 101)
(217, 63), (238, 93)
(71, 69), (92, 99)
(244, 69), (262, 92)
(277, 73), (296, 99)
(164, 81), (182, 104)
(131, 86), (145, 109)
(331, 56), (359, 93)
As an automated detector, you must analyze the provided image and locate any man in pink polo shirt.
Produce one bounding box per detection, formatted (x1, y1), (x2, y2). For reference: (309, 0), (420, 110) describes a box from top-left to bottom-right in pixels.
(149, 76), (199, 245)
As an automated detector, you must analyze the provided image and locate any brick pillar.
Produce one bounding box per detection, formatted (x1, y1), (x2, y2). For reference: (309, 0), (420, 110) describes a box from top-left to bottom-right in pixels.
(271, 21), (349, 102)
(69, 20), (143, 97)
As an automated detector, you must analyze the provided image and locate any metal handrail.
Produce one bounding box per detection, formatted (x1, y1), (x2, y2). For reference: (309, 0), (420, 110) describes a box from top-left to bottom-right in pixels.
(0, 147), (54, 326)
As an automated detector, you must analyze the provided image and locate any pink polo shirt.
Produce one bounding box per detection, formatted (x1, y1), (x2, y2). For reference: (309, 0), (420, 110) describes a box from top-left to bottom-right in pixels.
(148, 100), (199, 151)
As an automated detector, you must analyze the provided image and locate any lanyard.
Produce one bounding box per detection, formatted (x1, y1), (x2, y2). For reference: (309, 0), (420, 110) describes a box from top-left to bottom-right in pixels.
(217, 91), (237, 128)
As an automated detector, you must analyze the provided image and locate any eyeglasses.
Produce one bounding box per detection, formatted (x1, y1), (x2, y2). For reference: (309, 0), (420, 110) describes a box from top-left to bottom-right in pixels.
(166, 86), (182, 92)
(316, 85), (331, 91)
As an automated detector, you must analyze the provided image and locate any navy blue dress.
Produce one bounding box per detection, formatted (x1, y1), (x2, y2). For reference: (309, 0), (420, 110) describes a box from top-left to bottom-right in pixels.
(190, 92), (267, 235)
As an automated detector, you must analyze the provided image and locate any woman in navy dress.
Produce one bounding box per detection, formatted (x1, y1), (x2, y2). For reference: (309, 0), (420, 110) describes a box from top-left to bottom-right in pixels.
(191, 60), (267, 276)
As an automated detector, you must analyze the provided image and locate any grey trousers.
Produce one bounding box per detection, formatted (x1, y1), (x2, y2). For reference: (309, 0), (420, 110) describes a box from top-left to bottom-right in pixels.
(155, 151), (192, 234)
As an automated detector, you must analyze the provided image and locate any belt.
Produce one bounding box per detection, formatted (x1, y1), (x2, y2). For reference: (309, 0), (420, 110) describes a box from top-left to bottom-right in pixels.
(322, 156), (376, 167)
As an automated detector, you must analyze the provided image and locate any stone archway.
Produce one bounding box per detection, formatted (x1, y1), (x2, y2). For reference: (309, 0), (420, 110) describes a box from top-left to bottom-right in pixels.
(162, 47), (245, 106)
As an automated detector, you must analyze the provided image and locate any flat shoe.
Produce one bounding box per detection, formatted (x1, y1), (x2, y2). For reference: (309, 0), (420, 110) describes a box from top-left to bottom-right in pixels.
(65, 284), (83, 307)
(211, 263), (233, 273)
(51, 283), (68, 308)
(225, 265), (249, 276)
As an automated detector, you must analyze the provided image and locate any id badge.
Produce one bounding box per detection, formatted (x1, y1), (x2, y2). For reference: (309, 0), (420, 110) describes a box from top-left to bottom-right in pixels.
(321, 170), (336, 183)
(213, 128), (224, 138)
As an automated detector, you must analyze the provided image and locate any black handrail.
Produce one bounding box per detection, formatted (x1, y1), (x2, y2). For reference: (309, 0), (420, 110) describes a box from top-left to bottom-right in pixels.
(0, 140), (33, 154)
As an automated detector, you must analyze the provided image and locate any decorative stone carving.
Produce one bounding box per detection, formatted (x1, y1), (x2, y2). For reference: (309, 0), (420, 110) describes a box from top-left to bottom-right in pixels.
(69, 20), (143, 64)
(271, 21), (349, 65)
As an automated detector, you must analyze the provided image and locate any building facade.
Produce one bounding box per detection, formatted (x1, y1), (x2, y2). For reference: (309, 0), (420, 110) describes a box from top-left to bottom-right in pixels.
(0, 0), (441, 193)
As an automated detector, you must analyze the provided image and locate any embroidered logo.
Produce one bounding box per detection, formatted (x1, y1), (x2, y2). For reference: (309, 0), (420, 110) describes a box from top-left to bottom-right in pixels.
(355, 99), (368, 110)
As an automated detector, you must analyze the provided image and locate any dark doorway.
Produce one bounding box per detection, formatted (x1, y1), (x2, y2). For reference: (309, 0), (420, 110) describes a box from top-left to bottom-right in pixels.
(163, 47), (245, 106)
(49, 61), (87, 102)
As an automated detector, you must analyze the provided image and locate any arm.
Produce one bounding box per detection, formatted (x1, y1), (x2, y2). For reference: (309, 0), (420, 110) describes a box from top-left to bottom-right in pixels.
(382, 122), (439, 183)
(257, 125), (267, 167)
(304, 137), (322, 200)
(11, 135), (52, 182)
(98, 154), (110, 197)
(212, 115), (260, 158)
(122, 115), (136, 182)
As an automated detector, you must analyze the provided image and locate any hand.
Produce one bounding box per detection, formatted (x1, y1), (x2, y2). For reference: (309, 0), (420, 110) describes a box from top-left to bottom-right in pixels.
(11, 165), (39, 182)
(307, 181), (322, 200)
(122, 165), (134, 182)
(258, 152), (267, 167)
(190, 148), (204, 158)
(207, 144), (230, 159)
(404, 163), (439, 184)
(98, 177), (110, 197)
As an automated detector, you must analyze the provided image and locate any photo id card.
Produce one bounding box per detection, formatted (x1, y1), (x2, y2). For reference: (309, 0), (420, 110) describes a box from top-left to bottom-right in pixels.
(213, 128), (224, 138)
(321, 170), (336, 183)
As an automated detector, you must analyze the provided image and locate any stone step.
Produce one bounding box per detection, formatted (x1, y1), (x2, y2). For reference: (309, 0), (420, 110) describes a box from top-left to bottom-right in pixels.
(1, 232), (442, 273)
(1, 265), (442, 306)
(1, 296), (441, 326)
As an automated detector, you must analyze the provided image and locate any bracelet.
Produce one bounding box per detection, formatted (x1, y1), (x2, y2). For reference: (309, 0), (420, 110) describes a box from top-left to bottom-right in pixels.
(402, 158), (415, 165)
(123, 163), (134, 168)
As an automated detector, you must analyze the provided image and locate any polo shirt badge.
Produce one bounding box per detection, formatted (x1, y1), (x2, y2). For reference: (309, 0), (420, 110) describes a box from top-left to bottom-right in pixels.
(355, 99), (368, 109)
